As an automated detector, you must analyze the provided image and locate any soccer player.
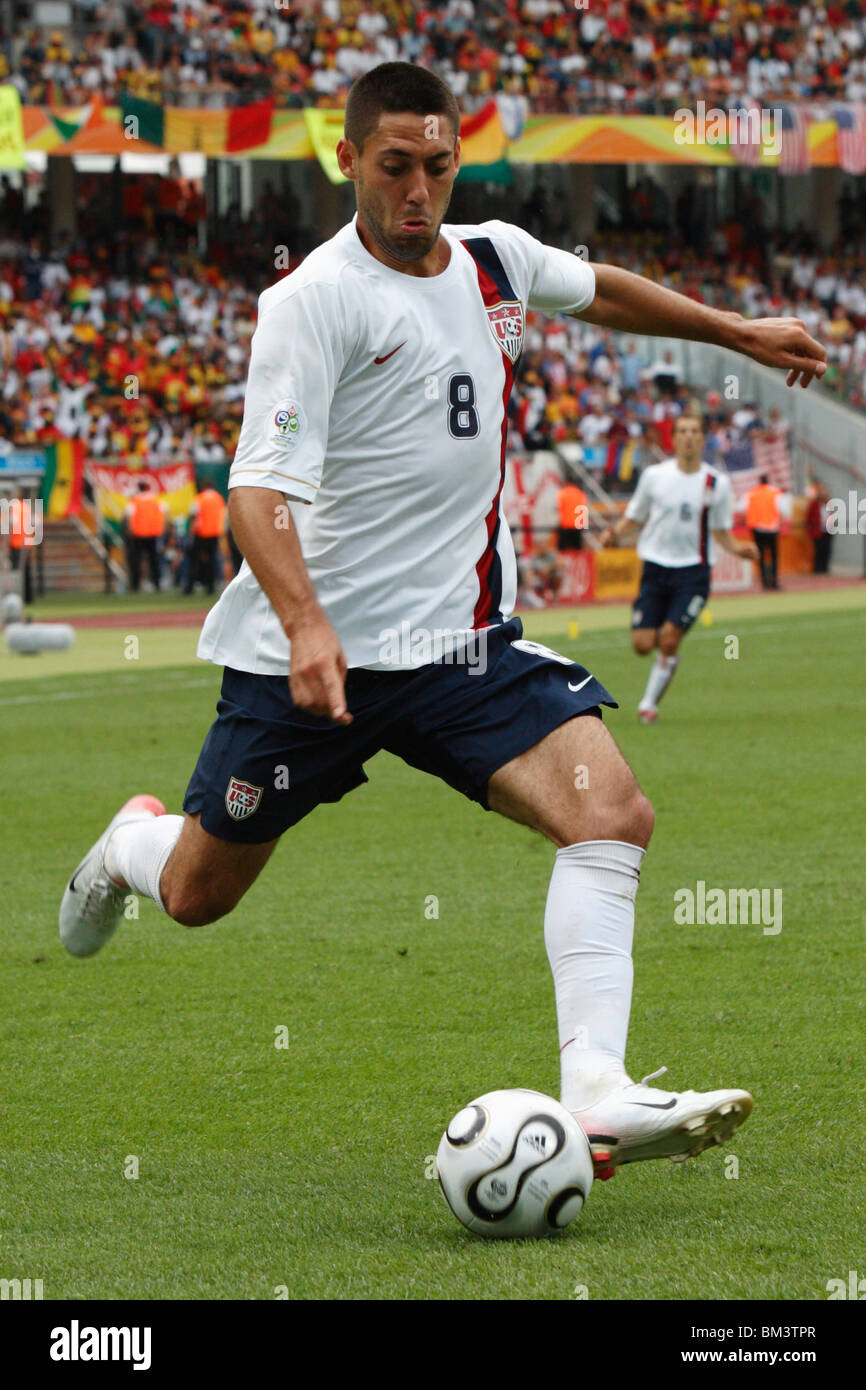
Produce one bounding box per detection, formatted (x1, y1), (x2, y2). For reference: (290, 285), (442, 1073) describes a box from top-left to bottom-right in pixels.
(601, 414), (760, 723)
(59, 64), (826, 1178)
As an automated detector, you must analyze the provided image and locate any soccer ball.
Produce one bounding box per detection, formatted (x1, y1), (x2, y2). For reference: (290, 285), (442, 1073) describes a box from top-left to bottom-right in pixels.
(436, 1088), (594, 1239)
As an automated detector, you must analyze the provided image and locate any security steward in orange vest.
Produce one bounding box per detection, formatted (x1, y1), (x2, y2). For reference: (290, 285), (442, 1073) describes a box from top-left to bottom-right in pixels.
(7, 492), (38, 604)
(184, 487), (226, 595)
(124, 480), (167, 592)
(745, 475), (781, 590)
(557, 480), (588, 552)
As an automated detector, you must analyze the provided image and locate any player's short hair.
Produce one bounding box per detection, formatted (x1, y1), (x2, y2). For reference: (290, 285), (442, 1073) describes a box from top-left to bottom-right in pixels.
(673, 411), (706, 433)
(345, 62), (461, 154)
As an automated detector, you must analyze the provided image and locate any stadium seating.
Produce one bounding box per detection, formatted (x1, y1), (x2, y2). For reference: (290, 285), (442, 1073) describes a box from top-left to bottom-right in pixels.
(5, 1), (866, 111)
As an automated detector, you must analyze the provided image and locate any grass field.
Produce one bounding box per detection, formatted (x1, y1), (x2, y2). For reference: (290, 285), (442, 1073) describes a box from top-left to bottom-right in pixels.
(2, 585), (864, 1300)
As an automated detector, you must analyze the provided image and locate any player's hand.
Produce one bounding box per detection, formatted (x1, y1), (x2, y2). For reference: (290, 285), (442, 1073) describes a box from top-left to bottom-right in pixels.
(285, 603), (353, 725)
(601, 527), (616, 548)
(737, 539), (760, 563)
(735, 317), (827, 388)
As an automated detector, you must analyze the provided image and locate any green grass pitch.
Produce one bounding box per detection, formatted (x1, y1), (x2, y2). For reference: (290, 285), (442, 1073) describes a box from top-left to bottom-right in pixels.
(1, 585), (864, 1300)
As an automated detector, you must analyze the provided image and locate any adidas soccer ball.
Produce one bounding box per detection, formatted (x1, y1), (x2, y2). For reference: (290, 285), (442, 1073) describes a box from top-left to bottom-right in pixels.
(436, 1088), (594, 1239)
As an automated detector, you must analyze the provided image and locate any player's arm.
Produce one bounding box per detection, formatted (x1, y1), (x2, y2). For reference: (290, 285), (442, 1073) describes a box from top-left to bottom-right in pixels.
(601, 514), (642, 548)
(227, 486), (352, 725)
(227, 280), (351, 725)
(601, 468), (652, 548)
(573, 264), (827, 388)
(712, 528), (760, 562)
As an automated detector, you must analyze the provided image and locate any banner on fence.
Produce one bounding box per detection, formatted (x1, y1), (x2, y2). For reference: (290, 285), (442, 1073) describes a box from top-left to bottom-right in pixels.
(88, 461), (196, 536)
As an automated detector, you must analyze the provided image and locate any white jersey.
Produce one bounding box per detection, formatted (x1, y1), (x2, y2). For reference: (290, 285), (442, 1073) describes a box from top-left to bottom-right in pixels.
(197, 216), (595, 673)
(625, 458), (733, 568)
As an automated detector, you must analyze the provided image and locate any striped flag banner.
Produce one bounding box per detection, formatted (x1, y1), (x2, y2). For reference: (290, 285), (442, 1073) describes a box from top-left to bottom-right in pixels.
(604, 438), (639, 482)
(779, 104), (811, 174)
(120, 97), (274, 155)
(833, 102), (866, 175)
(39, 438), (84, 518)
(722, 434), (792, 503)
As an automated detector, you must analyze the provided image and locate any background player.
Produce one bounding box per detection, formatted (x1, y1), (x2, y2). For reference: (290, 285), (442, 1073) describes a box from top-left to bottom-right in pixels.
(602, 413), (759, 722)
(59, 64), (825, 1176)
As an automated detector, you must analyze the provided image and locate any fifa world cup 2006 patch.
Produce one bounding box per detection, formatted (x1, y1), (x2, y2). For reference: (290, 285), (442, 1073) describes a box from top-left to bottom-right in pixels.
(225, 775), (263, 821)
(270, 401), (303, 448)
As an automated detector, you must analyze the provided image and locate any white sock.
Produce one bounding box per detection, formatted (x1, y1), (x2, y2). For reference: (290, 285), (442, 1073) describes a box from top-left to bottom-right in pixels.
(104, 814), (184, 915)
(639, 652), (679, 712)
(544, 840), (645, 1111)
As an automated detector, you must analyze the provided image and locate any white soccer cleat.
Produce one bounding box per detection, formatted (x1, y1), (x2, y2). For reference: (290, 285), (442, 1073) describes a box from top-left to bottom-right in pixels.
(637, 707), (658, 724)
(572, 1067), (753, 1179)
(59, 795), (166, 958)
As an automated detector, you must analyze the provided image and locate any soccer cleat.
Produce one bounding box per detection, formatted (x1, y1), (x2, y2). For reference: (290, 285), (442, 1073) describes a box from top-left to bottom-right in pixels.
(572, 1067), (753, 1174)
(59, 795), (166, 958)
(637, 707), (658, 724)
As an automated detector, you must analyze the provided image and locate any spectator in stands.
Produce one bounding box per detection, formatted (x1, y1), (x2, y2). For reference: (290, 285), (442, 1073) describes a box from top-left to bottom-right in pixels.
(557, 473), (588, 552)
(6, 488), (38, 604)
(184, 484), (226, 595)
(806, 483), (834, 574)
(124, 478), (167, 592)
(745, 474), (783, 590)
(648, 349), (682, 395)
(8, 0), (866, 113)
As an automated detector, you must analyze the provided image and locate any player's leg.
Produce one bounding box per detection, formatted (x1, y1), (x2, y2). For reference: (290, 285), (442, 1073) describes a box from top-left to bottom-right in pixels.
(630, 561), (666, 720)
(488, 714), (751, 1174)
(630, 627), (657, 656)
(384, 621), (752, 1172)
(59, 796), (281, 956)
(488, 714), (651, 1111)
(637, 618), (685, 720)
(60, 665), (384, 957)
(637, 566), (708, 722)
(114, 811), (280, 926)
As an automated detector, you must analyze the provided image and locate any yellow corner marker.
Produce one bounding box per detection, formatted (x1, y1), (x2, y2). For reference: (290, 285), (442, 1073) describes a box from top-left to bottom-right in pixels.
(568, 620), (579, 640)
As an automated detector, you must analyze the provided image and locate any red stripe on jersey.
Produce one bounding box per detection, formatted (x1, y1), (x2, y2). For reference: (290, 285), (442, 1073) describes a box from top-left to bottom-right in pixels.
(466, 257), (513, 628)
(699, 469), (716, 565)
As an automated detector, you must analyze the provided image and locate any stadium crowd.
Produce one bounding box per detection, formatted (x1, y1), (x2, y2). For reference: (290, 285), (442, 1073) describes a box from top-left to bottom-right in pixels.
(4, 1), (866, 113)
(3, 174), (866, 473)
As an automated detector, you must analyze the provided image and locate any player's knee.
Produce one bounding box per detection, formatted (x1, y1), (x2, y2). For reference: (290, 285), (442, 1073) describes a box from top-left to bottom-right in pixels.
(631, 630), (656, 656)
(658, 626), (681, 656)
(164, 881), (240, 927)
(596, 785), (654, 849)
(628, 788), (655, 848)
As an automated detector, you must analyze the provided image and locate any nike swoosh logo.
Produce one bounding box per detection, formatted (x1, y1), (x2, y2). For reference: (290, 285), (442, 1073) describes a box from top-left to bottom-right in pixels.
(629, 1099), (678, 1110)
(568, 675), (593, 693)
(374, 342), (406, 365)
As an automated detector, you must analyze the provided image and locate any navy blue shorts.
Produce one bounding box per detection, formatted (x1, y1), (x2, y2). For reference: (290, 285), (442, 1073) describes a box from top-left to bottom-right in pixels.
(182, 617), (617, 843)
(631, 560), (710, 634)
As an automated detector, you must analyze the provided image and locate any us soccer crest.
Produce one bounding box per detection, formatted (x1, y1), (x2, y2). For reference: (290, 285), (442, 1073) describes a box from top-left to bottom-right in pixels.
(485, 300), (525, 363)
(225, 775), (263, 821)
